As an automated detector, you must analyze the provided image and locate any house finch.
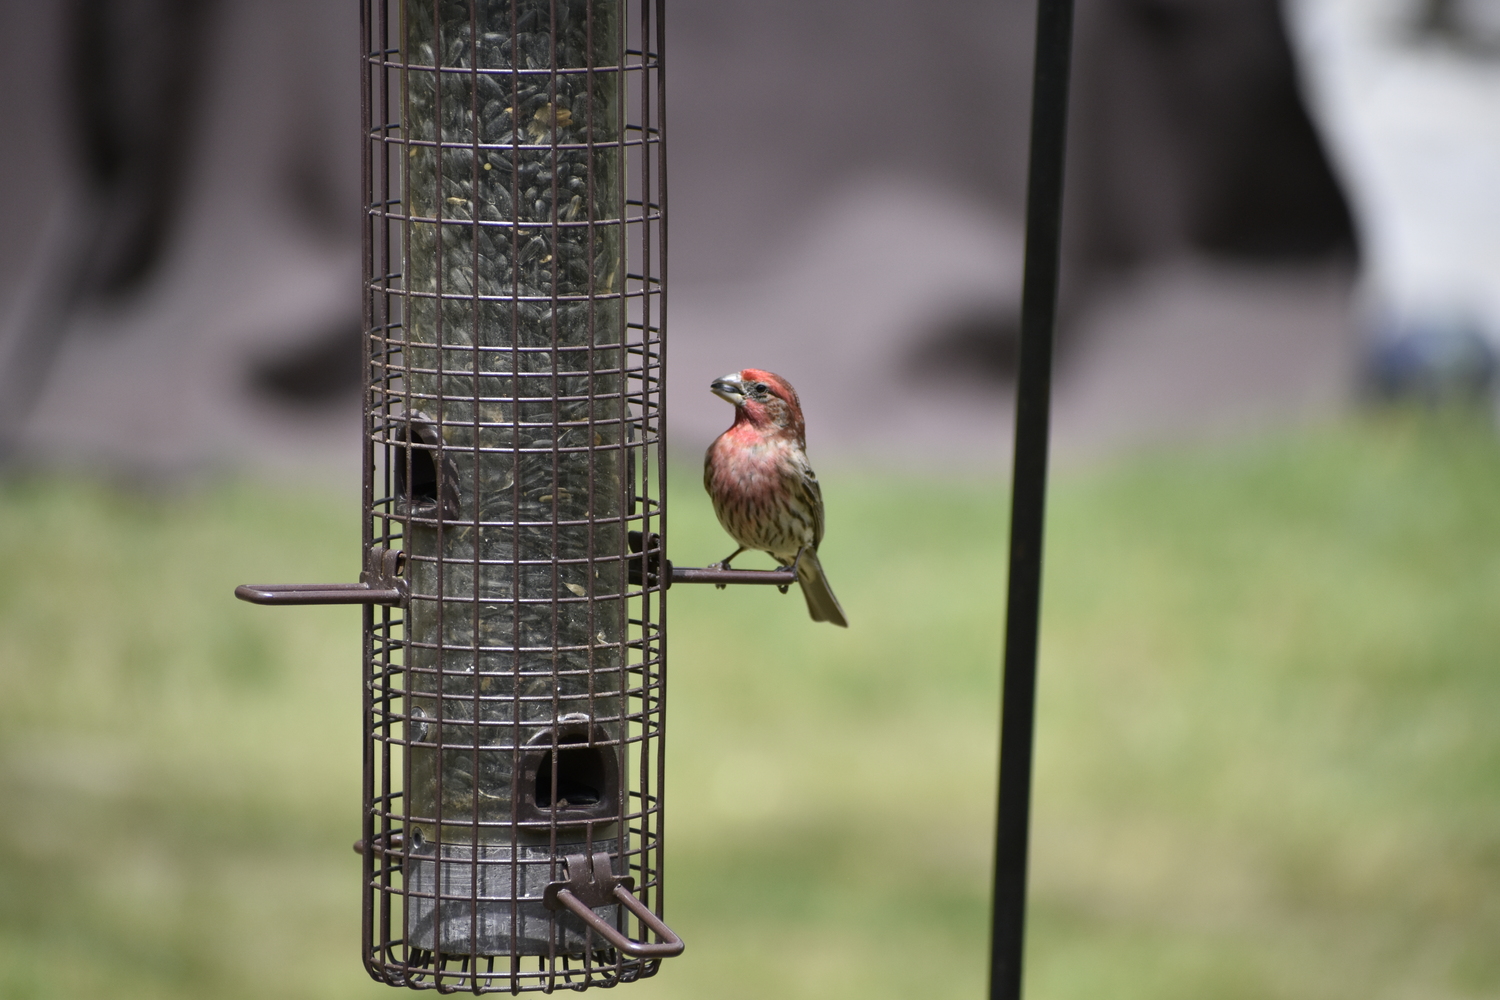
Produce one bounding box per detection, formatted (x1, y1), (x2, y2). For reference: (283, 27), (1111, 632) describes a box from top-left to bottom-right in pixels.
(703, 369), (848, 627)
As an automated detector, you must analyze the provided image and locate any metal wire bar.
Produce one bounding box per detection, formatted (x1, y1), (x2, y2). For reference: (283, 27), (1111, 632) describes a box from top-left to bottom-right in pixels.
(990, 0), (1077, 998)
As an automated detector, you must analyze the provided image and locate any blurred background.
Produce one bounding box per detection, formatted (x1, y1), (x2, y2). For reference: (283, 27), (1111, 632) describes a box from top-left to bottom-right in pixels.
(1, 0), (1498, 998)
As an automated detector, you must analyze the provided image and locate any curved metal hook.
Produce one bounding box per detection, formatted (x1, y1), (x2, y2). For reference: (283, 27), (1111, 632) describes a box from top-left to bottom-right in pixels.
(543, 852), (684, 959)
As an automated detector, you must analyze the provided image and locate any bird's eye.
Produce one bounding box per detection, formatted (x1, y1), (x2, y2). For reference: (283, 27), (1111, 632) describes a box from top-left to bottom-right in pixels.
(754, 382), (769, 394)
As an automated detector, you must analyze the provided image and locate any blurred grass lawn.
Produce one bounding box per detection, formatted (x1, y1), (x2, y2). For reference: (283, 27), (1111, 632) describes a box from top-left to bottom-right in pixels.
(1, 417), (1497, 1000)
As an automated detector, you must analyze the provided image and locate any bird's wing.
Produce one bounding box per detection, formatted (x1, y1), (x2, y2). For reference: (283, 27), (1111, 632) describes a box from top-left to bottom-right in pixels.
(790, 452), (825, 551)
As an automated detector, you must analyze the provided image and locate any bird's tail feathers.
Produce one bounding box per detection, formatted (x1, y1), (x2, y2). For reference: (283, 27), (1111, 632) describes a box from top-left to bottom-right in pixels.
(796, 549), (848, 628)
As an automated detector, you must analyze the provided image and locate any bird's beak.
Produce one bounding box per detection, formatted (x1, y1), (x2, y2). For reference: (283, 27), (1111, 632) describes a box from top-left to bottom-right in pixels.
(710, 373), (746, 404)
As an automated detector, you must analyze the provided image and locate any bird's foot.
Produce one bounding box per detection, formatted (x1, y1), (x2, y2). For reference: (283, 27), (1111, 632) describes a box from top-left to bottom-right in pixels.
(777, 547), (806, 593)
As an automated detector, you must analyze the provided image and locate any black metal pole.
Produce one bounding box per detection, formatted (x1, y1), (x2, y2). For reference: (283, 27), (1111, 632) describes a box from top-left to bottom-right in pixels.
(989, 0), (1076, 997)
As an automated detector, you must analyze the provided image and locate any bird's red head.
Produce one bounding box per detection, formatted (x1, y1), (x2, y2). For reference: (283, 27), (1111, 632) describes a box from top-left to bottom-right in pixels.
(709, 368), (805, 439)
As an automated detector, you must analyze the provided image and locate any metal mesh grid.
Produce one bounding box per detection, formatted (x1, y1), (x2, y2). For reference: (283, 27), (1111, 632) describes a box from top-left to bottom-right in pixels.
(360, 0), (668, 990)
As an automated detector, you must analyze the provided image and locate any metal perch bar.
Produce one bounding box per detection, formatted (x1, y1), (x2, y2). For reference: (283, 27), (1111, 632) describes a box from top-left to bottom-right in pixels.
(234, 583), (406, 606)
(236, 564), (796, 605)
(666, 565), (795, 587)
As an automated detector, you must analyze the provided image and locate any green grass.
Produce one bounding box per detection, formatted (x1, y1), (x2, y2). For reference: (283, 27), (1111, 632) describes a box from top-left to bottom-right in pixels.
(1, 416), (1497, 999)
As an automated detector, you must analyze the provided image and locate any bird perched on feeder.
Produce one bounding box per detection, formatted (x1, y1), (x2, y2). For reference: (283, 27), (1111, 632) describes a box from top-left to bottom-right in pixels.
(704, 369), (848, 627)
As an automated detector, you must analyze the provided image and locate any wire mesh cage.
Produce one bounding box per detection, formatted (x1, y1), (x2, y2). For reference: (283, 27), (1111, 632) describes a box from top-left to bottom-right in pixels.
(359, 0), (675, 989)
(236, 0), (676, 990)
(358, 0), (676, 989)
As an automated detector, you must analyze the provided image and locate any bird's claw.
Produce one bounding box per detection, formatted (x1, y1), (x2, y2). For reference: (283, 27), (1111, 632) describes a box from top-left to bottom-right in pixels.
(777, 583), (790, 595)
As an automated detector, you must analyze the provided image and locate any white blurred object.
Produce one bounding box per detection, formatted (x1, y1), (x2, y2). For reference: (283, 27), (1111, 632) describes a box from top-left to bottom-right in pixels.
(1285, 0), (1500, 358)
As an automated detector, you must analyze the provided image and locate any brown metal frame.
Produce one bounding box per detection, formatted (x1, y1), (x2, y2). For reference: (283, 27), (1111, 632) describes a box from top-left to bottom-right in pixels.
(229, 1), (812, 991)
(357, 0), (675, 989)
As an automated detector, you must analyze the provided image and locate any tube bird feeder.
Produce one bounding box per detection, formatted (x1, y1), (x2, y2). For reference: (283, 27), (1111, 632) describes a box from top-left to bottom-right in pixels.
(237, 0), (801, 988)
(235, 0), (705, 989)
